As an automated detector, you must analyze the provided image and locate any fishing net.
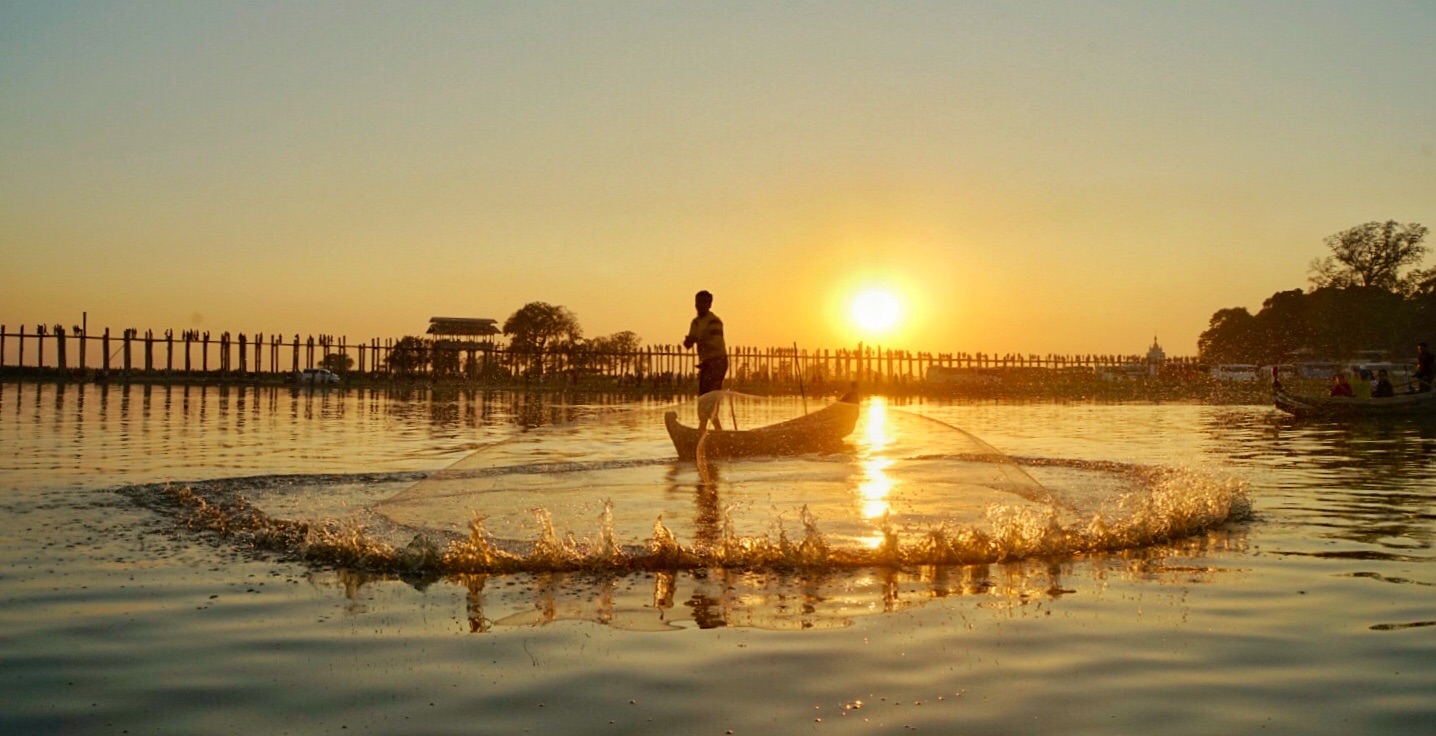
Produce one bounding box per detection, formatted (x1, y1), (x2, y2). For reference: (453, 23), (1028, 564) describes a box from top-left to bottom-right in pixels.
(375, 391), (1074, 560)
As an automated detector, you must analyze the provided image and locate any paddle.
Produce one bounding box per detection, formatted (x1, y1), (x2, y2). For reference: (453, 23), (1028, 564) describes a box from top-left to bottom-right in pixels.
(794, 342), (808, 415)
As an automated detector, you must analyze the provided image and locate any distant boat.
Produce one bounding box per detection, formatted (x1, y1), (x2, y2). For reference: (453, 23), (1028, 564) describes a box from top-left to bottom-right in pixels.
(1272, 382), (1436, 419)
(664, 395), (861, 460)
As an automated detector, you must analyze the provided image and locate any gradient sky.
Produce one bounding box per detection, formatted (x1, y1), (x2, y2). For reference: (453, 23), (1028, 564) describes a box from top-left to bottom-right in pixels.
(3, 1), (1434, 355)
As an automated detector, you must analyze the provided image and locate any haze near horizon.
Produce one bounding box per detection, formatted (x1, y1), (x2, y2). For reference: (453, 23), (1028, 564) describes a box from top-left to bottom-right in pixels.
(3, 1), (1433, 356)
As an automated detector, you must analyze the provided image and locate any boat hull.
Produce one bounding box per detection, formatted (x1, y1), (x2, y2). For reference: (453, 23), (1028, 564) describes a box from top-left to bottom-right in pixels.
(1273, 386), (1436, 418)
(664, 399), (860, 460)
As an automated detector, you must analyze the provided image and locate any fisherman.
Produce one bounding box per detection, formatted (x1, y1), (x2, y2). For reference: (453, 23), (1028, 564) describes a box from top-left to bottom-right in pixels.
(1328, 372), (1354, 397)
(1415, 342), (1434, 393)
(683, 290), (727, 430)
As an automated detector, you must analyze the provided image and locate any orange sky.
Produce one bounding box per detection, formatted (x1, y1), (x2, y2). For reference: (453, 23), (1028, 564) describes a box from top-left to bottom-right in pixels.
(3, 2), (1434, 356)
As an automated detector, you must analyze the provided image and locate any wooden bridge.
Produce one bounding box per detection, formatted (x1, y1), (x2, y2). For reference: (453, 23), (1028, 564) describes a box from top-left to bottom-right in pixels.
(0, 323), (1199, 388)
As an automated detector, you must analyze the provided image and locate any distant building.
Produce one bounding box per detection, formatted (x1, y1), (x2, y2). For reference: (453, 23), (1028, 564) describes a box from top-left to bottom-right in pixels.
(1146, 336), (1166, 367)
(1140, 336), (1167, 377)
(1099, 336), (1167, 381)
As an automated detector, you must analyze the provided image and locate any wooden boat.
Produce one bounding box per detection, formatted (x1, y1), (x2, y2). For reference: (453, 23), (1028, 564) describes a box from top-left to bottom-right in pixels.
(1273, 382), (1436, 419)
(664, 396), (861, 460)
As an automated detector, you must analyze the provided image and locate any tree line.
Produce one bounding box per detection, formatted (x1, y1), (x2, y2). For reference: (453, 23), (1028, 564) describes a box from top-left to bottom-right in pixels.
(386, 301), (642, 376)
(1199, 221), (1436, 364)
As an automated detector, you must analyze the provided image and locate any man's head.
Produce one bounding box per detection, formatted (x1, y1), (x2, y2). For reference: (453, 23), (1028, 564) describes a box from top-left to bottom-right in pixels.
(1420, 342), (1429, 352)
(695, 290), (713, 314)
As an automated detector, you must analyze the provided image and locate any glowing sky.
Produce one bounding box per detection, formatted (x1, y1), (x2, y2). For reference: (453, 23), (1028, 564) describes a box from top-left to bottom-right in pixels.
(3, 1), (1433, 355)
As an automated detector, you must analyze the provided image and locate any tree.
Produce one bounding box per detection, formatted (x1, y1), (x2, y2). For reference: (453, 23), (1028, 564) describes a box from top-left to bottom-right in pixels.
(1252, 289), (1310, 361)
(590, 330), (641, 357)
(1309, 221), (1429, 292)
(321, 352), (354, 373)
(1301, 286), (1406, 358)
(386, 336), (430, 374)
(582, 330), (643, 376)
(503, 302), (582, 376)
(431, 340), (462, 376)
(1198, 307), (1258, 363)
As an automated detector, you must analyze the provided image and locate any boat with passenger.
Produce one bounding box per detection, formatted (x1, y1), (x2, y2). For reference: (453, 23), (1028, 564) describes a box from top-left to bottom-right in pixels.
(1272, 377), (1436, 418)
(665, 392), (861, 460)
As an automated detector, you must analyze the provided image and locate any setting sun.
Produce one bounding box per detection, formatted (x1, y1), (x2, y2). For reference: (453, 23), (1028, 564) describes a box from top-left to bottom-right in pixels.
(851, 289), (902, 336)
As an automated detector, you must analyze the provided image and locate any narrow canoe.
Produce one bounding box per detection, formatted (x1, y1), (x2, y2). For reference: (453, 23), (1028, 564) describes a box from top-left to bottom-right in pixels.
(664, 397), (861, 460)
(1273, 384), (1436, 419)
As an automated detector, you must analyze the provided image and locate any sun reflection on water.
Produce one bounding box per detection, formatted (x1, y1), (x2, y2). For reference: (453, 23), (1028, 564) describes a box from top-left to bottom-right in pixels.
(857, 397), (897, 545)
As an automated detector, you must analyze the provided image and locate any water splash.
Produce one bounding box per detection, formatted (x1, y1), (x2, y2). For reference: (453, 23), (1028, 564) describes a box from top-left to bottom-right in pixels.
(121, 396), (1251, 579)
(126, 460), (1249, 576)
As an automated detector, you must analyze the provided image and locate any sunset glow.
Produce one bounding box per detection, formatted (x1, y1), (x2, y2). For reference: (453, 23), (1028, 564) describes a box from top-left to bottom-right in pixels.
(851, 289), (902, 338)
(2, 4), (1433, 356)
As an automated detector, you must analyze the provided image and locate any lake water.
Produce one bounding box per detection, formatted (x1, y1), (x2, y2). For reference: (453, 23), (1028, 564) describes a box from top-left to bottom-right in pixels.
(1, 382), (1431, 735)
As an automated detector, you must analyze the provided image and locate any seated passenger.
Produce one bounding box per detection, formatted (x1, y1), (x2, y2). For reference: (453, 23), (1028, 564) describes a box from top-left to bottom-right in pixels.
(1373, 370), (1395, 398)
(1328, 373), (1354, 397)
(1350, 368), (1372, 399)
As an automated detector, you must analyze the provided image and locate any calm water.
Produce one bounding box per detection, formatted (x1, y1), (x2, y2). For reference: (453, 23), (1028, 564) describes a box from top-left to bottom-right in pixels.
(1, 382), (1432, 735)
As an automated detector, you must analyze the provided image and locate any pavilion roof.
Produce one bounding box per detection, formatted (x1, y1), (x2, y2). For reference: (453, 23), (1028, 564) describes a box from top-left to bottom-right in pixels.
(426, 317), (500, 337)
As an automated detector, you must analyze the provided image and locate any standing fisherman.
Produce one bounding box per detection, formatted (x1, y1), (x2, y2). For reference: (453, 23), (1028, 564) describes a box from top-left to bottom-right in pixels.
(1415, 342), (1434, 393)
(684, 290), (727, 430)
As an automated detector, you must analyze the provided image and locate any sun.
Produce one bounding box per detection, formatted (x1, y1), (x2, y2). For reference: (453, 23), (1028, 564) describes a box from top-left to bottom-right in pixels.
(851, 289), (902, 336)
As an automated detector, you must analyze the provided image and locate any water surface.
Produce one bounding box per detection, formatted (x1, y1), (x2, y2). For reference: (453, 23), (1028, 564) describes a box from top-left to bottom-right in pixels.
(1, 383), (1431, 734)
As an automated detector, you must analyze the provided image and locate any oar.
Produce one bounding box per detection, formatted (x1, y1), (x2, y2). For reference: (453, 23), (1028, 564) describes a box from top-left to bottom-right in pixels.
(794, 342), (808, 414)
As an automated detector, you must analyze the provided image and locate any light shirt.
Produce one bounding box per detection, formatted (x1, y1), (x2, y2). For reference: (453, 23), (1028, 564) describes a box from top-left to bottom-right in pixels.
(686, 311), (726, 364)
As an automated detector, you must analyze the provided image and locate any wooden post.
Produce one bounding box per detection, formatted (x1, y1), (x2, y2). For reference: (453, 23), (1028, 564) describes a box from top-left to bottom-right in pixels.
(201, 332), (210, 372)
(16, 325), (26, 368)
(56, 326), (67, 370)
(166, 330), (174, 372)
(239, 333), (248, 373)
(144, 330), (154, 372)
(0, 325), (6, 368)
(103, 328), (110, 372)
(123, 329), (133, 373)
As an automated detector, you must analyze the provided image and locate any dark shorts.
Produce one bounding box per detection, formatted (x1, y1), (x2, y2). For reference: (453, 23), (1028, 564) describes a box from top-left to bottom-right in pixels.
(698, 356), (728, 395)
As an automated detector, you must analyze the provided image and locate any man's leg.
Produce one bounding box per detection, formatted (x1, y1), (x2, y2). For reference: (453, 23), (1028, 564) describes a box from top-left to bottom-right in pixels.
(697, 359), (728, 430)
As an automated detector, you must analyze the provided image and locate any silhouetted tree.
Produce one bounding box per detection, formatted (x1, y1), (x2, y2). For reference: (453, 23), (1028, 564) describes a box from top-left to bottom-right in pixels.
(580, 330), (643, 376)
(321, 352), (354, 373)
(1252, 289), (1311, 361)
(503, 302), (582, 377)
(1198, 307), (1259, 363)
(1302, 286), (1407, 358)
(1309, 221), (1428, 292)
(1202, 221), (1434, 365)
(386, 336), (429, 374)
(431, 340), (462, 376)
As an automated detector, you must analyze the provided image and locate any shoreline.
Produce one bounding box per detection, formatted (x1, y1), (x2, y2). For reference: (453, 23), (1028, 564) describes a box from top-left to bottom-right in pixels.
(0, 365), (1288, 404)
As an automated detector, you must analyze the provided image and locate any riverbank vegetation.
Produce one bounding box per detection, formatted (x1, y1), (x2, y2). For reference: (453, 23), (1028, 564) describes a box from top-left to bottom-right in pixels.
(1199, 221), (1434, 364)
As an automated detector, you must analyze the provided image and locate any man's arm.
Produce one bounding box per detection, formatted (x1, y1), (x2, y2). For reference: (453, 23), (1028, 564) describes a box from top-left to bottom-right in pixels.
(683, 317), (699, 348)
